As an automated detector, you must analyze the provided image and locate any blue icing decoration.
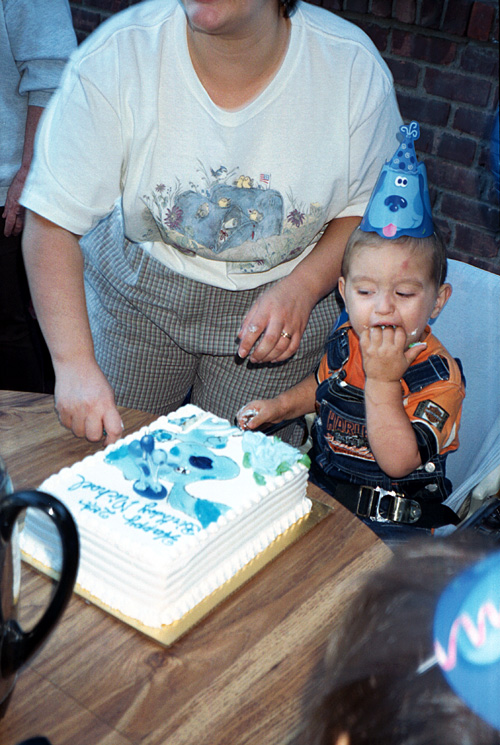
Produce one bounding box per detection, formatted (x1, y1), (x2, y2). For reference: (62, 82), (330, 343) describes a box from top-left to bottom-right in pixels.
(153, 431), (174, 443)
(165, 442), (235, 526)
(138, 462), (151, 477)
(132, 482), (167, 500)
(141, 434), (155, 454)
(195, 498), (226, 528)
(168, 414), (198, 428)
(106, 444), (130, 461)
(105, 423), (239, 527)
(189, 455), (213, 470)
(105, 443), (145, 482)
(155, 415), (240, 450)
(67, 475), (200, 545)
(128, 440), (144, 459)
(242, 430), (300, 477)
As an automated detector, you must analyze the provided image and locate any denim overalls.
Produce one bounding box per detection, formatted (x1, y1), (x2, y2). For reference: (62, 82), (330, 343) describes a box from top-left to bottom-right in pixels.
(311, 326), (455, 503)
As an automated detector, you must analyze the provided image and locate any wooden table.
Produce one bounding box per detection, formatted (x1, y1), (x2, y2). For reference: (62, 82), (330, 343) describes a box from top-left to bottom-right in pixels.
(0, 391), (391, 745)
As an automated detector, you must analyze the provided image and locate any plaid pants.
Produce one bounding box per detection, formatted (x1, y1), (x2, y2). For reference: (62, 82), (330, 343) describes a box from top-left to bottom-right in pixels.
(81, 208), (340, 444)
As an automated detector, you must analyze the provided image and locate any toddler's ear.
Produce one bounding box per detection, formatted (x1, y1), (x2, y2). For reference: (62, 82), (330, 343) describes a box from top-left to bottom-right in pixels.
(430, 282), (452, 319)
(338, 276), (346, 305)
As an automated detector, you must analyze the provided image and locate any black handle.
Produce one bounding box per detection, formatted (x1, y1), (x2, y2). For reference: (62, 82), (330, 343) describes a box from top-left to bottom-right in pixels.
(0, 490), (79, 677)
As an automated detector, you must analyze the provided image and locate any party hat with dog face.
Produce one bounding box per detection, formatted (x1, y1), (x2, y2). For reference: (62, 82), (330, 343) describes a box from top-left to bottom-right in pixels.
(360, 121), (434, 239)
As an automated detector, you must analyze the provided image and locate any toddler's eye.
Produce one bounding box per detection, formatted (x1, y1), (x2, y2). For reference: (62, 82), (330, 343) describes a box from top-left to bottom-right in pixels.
(396, 291), (414, 297)
(395, 176), (408, 187)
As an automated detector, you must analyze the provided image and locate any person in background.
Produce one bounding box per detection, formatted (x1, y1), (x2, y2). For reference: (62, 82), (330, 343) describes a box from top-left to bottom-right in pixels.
(295, 533), (500, 745)
(238, 123), (465, 540)
(0, 0), (76, 393)
(20, 0), (401, 445)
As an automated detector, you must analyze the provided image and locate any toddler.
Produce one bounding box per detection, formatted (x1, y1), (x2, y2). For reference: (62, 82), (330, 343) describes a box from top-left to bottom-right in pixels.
(237, 122), (465, 537)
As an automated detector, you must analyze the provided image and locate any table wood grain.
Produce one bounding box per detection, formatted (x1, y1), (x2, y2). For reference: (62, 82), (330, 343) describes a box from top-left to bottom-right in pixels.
(0, 391), (391, 745)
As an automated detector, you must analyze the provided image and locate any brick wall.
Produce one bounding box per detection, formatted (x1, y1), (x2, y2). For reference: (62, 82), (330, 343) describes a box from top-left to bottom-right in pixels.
(68, 0), (500, 274)
(69, 1), (141, 40)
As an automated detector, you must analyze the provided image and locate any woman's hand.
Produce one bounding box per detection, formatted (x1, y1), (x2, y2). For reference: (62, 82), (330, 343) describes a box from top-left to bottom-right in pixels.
(2, 167), (28, 237)
(54, 359), (123, 446)
(237, 216), (361, 364)
(3, 106), (44, 237)
(22, 211), (124, 446)
(236, 274), (316, 364)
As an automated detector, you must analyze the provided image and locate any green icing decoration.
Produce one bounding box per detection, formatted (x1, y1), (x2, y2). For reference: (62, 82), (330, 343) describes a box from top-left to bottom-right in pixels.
(299, 453), (311, 469)
(253, 472), (266, 486)
(276, 462), (291, 475)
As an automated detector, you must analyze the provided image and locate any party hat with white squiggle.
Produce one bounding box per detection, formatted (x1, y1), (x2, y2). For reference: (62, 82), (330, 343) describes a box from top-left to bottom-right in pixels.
(433, 551), (500, 731)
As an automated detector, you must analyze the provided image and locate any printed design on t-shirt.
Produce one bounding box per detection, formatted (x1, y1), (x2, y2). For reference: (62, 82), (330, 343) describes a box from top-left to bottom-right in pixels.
(141, 162), (326, 272)
(414, 400), (449, 432)
(324, 408), (375, 462)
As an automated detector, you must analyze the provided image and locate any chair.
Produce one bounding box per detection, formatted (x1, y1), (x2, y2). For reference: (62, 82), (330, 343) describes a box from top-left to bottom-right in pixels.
(430, 259), (500, 525)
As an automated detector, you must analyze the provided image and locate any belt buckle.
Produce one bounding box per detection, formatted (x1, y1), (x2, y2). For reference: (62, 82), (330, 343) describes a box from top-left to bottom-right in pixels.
(356, 486), (422, 524)
(388, 493), (422, 524)
(356, 486), (390, 522)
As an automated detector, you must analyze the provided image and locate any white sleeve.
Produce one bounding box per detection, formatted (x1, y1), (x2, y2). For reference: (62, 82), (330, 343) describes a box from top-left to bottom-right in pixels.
(334, 51), (402, 220)
(21, 58), (124, 235)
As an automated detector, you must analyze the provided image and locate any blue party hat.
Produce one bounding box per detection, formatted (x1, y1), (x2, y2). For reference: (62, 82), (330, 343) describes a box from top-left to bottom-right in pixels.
(360, 121), (434, 239)
(433, 551), (500, 731)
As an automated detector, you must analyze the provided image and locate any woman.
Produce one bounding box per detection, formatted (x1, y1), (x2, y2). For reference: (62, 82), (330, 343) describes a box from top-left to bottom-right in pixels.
(21, 0), (401, 445)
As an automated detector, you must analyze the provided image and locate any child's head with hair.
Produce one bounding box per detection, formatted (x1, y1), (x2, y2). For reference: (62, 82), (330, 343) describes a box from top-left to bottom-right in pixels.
(338, 228), (452, 351)
(340, 119), (454, 349)
(341, 228), (448, 288)
(297, 534), (500, 745)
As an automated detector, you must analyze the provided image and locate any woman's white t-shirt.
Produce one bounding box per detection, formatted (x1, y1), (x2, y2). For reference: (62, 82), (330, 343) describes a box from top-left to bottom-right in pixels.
(22, 0), (402, 290)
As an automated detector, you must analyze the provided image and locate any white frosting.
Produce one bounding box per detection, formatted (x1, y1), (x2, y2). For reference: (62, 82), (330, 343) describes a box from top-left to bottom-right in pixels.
(21, 405), (311, 627)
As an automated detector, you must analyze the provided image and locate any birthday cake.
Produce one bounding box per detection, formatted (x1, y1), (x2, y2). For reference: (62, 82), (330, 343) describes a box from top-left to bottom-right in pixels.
(21, 405), (311, 628)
